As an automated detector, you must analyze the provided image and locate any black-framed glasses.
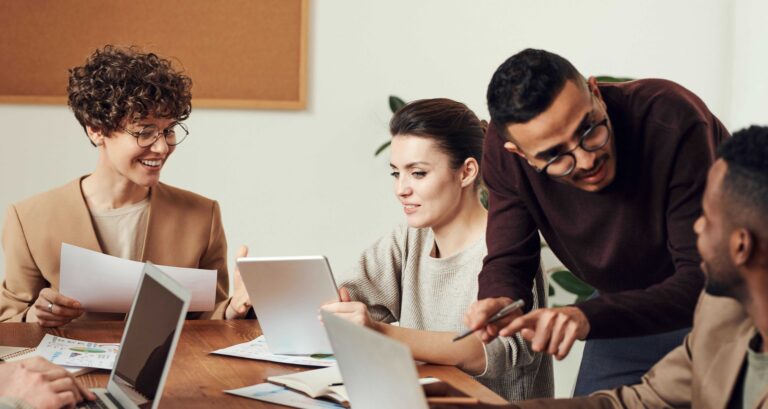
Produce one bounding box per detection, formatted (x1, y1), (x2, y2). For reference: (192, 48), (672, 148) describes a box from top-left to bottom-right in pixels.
(121, 122), (189, 148)
(536, 117), (610, 178)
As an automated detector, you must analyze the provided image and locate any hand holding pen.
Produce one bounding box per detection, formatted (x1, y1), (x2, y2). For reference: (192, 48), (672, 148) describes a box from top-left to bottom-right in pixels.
(453, 299), (525, 342)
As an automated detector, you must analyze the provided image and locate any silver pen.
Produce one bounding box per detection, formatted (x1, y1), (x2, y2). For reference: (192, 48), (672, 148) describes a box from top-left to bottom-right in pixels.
(452, 299), (525, 342)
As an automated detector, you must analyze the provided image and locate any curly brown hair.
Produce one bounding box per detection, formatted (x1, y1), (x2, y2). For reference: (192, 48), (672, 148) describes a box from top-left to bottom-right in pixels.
(67, 45), (192, 145)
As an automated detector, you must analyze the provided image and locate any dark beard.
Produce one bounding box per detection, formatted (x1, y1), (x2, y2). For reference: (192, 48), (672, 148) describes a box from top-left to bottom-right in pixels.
(704, 279), (738, 298)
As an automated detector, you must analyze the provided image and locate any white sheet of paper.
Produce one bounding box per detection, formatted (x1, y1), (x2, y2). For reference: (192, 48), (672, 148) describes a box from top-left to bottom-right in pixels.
(36, 334), (119, 370)
(211, 336), (336, 367)
(59, 243), (216, 312)
(225, 383), (345, 409)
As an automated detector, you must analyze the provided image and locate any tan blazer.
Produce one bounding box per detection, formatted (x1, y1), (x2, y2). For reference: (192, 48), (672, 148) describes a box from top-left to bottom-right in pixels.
(0, 178), (229, 322)
(514, 294), (767, 409)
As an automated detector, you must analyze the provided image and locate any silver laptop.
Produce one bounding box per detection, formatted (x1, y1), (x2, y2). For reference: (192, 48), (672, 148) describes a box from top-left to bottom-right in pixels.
(79, 262), (190, 409)
(320, 310), (429, 409)
(237, 256), (339, 355)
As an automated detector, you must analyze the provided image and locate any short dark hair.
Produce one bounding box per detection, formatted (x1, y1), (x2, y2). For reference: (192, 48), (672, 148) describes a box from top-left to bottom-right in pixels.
(718, 126), (768, 238)
(486, 48), (583, 133)
(67, 45), (192, 145)
(389, 98), (486, 185)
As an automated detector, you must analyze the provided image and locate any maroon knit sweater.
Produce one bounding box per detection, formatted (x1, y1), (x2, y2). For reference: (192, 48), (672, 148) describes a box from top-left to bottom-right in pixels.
(479, 79), (729, 338)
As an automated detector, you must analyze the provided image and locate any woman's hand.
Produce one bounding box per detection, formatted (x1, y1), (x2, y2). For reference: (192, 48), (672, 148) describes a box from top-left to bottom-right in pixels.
(26, 288), (84, 327)
(321, 287), (380, 331)
(225, 245), (252, 320)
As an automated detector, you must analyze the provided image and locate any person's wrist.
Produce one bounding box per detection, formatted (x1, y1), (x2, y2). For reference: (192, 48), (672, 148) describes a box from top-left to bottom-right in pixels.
(368, 318), (384, 333)
(569, 306), (591, 339)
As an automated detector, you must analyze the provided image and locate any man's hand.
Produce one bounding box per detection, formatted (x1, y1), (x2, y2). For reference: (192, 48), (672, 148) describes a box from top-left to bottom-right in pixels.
(225, 245), (251, 319)
(27, 288), (84, 327)
(0, 357), (95, 409)
(500, 306), (590, 360)
(463, 297), (522, 343)
(320, 287), (380, 331)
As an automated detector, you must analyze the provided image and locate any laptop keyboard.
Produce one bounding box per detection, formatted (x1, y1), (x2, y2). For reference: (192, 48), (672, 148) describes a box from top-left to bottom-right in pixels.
(77, 398), (111, 409)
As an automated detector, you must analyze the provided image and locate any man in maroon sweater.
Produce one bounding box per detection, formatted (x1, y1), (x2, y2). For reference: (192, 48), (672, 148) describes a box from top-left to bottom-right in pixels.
(464, 49), (729, 393)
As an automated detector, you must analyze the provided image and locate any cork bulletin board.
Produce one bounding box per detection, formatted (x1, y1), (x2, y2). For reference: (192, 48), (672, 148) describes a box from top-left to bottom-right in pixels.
(0, 0), (308, 110)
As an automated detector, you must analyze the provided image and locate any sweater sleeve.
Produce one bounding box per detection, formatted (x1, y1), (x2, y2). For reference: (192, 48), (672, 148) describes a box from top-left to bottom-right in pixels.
(577, 121), (716, 338)
(477, 270), (552, 396)
(0, 205), (46, 322)
(477, 123), (541, 312)
(336, 225), (408, 324)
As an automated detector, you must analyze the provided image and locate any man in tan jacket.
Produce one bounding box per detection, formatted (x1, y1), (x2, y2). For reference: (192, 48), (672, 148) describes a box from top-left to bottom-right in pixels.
(434, 127), (768, 408)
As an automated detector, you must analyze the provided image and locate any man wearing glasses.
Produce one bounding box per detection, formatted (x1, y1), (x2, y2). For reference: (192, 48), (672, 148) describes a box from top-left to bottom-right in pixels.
(0, 45), (249, 326)
(464, 48), (729, 394)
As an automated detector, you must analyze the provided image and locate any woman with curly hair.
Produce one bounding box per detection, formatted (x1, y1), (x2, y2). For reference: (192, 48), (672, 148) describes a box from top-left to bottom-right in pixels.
(0, 45), (248, 326)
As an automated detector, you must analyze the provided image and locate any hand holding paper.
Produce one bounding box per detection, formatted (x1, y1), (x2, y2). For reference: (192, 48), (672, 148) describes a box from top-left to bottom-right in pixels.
(27, 287), (84, 328)
(59, 243), (217, 313)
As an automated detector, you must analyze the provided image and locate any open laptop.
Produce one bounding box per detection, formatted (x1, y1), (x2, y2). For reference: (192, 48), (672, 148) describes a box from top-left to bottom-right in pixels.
(237, 256), (339, 354)
(320, 310), (429, 409)
(79, 262), (190, 409)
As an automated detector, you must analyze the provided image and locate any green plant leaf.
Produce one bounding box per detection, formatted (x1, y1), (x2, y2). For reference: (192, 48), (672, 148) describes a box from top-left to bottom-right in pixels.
(594, 75), (634, 83)
(389, 95), (407, 113)
(549, 285), (555, 297)
(479, 188), (488, 209)
(550, 270), (595, 297)
(374, 140), (391, 157)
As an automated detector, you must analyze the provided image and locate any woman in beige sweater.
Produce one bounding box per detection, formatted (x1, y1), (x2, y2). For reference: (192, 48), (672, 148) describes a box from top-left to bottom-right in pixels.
(322, 99), (553, 401)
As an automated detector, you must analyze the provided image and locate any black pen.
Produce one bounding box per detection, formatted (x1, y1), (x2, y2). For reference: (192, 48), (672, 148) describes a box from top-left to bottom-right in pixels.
(452, 299), (525, 342)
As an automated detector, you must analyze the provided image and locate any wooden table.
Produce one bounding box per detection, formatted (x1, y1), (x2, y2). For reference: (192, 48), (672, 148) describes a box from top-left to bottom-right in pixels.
(1, 320), (506, 407)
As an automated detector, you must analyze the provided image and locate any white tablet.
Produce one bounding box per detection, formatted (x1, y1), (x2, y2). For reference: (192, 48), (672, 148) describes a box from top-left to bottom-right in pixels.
(237, 256), (340, 355)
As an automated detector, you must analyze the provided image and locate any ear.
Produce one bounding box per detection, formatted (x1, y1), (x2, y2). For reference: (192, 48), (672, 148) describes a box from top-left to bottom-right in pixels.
(503, 141), (536, 167)
(587, 76), (606, 107)
(587, 77), (601, 96)
(503, 141), (525, 157)
(730, 228), (755, 267)
(86, 125), (107, 146)
(460, 157), (480, 188)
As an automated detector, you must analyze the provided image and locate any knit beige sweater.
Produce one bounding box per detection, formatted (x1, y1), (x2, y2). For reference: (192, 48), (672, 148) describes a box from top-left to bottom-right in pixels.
(337, 224), (553, 401)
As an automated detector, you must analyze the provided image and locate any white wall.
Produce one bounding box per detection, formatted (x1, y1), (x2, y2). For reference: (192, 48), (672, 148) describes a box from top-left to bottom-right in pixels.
(1, 0), (764, 399)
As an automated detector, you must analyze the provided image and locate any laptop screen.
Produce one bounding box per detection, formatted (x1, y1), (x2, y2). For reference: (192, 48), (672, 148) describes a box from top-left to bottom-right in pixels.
(111, 270), (184, 407)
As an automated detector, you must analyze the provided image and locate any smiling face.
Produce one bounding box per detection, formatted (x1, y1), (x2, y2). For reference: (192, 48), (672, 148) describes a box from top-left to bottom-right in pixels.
(88, 115), (176, 188)
(504, 78), (617, 192)
(694, 160), (742, 298)
(390, 135), (468, 230)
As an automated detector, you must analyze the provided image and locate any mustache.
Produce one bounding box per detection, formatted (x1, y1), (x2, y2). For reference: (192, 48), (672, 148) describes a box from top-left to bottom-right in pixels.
(574, 155), (609, 180)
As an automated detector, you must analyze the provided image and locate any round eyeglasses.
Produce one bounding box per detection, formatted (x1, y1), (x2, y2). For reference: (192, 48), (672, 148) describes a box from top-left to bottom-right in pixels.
(121, 122), (189, 148)
(537, 118), (610, 178)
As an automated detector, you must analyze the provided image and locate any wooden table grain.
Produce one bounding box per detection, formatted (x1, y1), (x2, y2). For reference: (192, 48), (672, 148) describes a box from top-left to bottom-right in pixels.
(1, 320), (506, 407)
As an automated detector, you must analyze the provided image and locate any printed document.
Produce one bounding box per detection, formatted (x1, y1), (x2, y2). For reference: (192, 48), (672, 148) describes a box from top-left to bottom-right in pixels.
(212, 336), (336, 367)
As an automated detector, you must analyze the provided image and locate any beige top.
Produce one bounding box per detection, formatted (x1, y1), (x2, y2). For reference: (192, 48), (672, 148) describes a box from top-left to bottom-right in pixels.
(337, 224), (553, 401)
(0, 178), (230, 323)
(89, 198), (150, 260)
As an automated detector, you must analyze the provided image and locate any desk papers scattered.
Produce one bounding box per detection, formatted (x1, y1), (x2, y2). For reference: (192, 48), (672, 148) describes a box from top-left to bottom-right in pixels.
(59, 243), (216, 312)
(211, 336), (336, 367)
(3, 334), (118, 374)
(37, 334), (118, 370)
(225, 383), (345, 409)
